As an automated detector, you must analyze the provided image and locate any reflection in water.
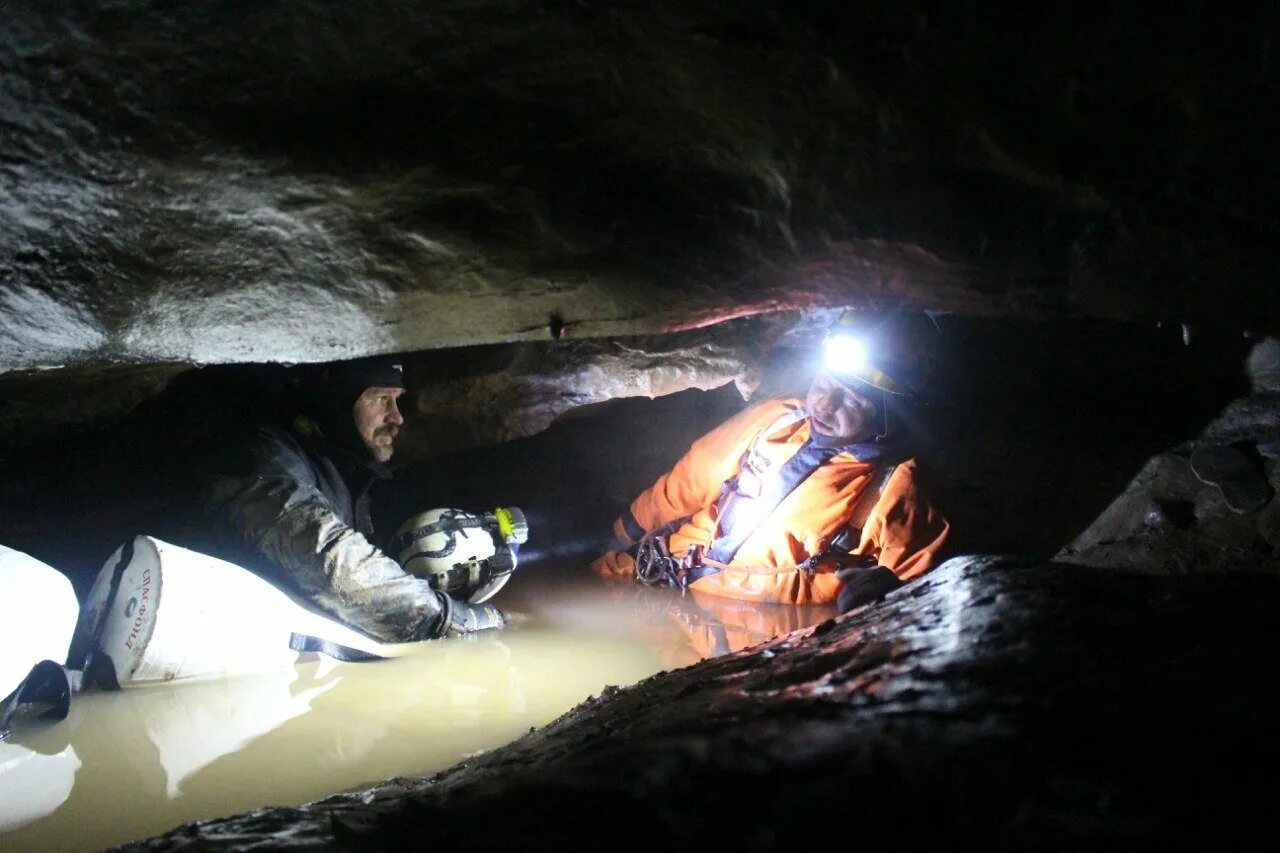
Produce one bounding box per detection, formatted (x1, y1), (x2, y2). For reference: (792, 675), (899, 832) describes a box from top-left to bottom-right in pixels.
(0, 740), (80, 834)
(0, 580), (831, 851)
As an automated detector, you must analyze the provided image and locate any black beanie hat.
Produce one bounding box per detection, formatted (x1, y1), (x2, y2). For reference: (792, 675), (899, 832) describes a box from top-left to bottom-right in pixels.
(325, 356), (406, 402)
(301, 356), (407, 458)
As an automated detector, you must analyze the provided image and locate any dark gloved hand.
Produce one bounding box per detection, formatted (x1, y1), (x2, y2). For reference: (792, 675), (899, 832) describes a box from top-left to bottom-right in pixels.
(835, 563), (902, 614)
(444, 597), (508, 636)
(415, 591), (507, 639)
(825, 552), (880, 573)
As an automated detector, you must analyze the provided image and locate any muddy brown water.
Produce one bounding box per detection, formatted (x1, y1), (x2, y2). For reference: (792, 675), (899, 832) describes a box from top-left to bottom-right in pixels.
(0, 581), (829, 851)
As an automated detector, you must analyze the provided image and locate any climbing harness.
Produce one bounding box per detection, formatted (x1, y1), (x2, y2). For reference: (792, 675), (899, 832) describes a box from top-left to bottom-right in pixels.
(634, 518), (685, 588)
(631, 407), (901, 591)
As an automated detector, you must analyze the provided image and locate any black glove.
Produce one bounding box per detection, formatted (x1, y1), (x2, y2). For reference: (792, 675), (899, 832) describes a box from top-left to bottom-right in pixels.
(444, 597), (507, 636)
(415, 591), (507, 639)
(835, 564), (902, 613)
(824, 552), (880, 573)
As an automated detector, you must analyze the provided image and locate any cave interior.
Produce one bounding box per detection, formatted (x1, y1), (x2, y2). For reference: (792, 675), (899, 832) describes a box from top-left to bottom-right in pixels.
(2, 2), (1279, 849)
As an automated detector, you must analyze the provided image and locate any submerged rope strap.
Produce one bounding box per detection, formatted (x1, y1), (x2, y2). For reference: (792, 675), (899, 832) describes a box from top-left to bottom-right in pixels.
(831, 463), (900, 553)
(1, 660), (73, 740)
(288, 633), (387, 663)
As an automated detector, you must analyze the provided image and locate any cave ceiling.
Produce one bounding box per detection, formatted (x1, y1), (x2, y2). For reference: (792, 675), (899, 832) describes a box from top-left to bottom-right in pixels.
(2, 1), (1276, 382)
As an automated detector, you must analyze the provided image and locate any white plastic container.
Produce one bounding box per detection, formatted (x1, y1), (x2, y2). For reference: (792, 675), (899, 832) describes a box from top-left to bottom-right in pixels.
(82, 536), (394, 686)
(0, 545), (79, 699)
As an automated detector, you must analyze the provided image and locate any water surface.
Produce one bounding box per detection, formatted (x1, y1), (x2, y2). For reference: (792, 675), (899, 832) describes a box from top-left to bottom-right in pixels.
(0, 581), (828, 851)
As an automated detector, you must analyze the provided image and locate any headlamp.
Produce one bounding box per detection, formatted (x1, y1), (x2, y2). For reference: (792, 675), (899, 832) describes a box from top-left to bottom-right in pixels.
(822, 332), (868, 376)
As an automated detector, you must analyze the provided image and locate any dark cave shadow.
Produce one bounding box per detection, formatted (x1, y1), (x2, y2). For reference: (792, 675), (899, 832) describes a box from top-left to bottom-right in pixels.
(924, 317), (1254, 558)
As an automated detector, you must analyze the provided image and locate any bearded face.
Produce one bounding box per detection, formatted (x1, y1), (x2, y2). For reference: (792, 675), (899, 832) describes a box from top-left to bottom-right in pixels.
(352, 386), (406, 462)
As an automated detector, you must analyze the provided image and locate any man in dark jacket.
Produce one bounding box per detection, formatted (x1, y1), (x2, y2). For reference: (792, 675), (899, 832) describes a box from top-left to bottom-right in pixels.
(200, 356), (505, 643)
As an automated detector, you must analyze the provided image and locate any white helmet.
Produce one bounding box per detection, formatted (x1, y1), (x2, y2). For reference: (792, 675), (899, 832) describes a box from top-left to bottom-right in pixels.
(394, 507), (529, 604)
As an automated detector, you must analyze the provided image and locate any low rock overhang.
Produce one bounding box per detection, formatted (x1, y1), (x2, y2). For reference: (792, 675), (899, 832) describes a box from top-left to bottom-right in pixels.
(3, 2), (1278, 380)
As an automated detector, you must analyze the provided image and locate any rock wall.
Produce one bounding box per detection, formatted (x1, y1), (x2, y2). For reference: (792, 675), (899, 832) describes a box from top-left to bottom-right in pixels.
(4, 1), (1278, 378)
(1058, 337), (1280, 573)
(396, 314), (790, 458)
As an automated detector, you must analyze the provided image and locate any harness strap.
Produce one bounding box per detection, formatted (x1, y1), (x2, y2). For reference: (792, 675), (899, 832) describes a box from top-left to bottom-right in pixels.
(745, 408), (810, 468)
(694, 461), (901, 584)
(830, 463), (900, 553)
(705, 408), (814, 565)
(706, 439), (838, 564)
(731, 408), (810, 496)
(1, 660), (73, 740)
(619, 508), (646, 543)
(288, 633), (387, 663)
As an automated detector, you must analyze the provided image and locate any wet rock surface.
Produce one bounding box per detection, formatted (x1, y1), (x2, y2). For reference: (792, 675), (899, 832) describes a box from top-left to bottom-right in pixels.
(0, 313), (782, 452)
(1058, 449), (1280, 574)
(118, 557), (1280, 850)
(4, 1), (1279, 378)
(396, 314), (789, 457)
(1059, 338), (1280, 574)
(0, 362), (187, 450)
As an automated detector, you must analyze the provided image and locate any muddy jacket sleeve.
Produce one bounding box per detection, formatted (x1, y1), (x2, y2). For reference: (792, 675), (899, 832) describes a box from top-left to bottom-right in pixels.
(614, 400), (795, 546)
(205, 430), (446, 644)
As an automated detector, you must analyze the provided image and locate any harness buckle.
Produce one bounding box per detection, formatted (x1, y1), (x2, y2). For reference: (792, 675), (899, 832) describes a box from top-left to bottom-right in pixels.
(634, 522), (689, 590)
(736, 456), (767, 498)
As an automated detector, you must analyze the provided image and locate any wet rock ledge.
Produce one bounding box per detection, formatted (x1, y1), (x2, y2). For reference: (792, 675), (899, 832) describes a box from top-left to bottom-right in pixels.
(122, 558), (1278, 851)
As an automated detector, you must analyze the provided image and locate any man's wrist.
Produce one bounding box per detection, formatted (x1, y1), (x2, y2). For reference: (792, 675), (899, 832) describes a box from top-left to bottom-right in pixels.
(614, 509), (646, 549)
(411, 591), (452, 640)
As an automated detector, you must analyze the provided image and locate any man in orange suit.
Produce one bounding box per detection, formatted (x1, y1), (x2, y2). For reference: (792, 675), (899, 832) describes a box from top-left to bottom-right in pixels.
(592, 311), (950, 614)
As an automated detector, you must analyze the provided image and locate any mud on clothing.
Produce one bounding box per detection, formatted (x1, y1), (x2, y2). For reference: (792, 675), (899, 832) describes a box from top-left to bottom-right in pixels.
(198, 418), (444, 643)
(592, 397), (950, 605)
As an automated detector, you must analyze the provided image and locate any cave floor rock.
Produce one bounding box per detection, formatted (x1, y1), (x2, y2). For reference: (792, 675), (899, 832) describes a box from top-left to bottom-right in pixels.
(121, 557), (1279, 851)
(1059, 342), (1280, 575)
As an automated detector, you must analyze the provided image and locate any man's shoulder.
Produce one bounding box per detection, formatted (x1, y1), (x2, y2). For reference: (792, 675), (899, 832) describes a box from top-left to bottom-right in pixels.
(880, 456), (933, 497)
(221, 419), (322, 481)
(254, 421), (303, 449)
(747, 395), (805, 416)
(726, 396), (805, 434)
(695, 396), (802, 450)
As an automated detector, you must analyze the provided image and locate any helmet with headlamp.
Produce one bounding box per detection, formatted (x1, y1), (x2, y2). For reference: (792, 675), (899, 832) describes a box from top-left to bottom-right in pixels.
(821, 310), (939, 398)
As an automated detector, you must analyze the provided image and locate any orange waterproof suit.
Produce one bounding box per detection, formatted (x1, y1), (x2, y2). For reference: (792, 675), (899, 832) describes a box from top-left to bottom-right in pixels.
(592, 397), (949, 605)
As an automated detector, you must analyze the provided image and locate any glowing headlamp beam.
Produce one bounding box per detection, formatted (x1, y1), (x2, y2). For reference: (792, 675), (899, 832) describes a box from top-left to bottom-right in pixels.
(822, 334), (868, 374)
